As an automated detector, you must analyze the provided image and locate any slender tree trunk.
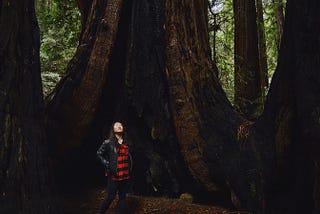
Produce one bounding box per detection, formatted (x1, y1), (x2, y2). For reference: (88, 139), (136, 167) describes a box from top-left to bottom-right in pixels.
(0, 0), (60, 213)
(208, 0), (218, 63)
(47, 0), (52, 11)
(273, 0), (285, 51)
(255, 0), (269, 96)
(213, 13), (218, 63)
(233, 0), (262, 119)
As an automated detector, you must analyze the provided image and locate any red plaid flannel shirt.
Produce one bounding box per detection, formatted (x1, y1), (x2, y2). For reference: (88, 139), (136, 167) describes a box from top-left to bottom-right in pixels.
(105, 143), (130, 181)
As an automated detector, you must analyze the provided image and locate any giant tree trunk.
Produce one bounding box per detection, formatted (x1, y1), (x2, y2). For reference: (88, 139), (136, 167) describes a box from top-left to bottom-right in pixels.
(0, 0), (60, 213)
(76, 0), (91, 32)
(46, 0), (259, 209)
(233, 0), (262, 119)
(165, 0), (256, 209)
(45, 0), (320, 213)
(45, 0), (199, 200)
(45, 0), (123, 157)
(260, 0), (320, 212)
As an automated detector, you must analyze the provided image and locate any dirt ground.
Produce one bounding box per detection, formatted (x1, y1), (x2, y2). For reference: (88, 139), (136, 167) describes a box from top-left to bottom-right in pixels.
(62, 187), (249, 214)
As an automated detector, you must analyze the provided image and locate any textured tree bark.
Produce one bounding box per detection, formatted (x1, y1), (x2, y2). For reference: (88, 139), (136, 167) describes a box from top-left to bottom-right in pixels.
(2, 0), (319, 213)
(233, 0), (262, 119)
(43, 0), (320, 213)
(0, 0), (60, 213)
(255, 0), (269, 95)
(45, 0), (124, 158)
(165, 1), (281, 212)
(44, 0), (270, 211)
(166, 0), (235, 192)
(76, 0), (92, 31)
(260, 0), (320, 213)
(45, 0), (197, 200)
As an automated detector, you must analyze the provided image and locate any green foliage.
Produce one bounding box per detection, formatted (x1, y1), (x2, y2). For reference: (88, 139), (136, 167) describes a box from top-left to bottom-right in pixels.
(41, 72), (61, 96)
(208, 0), (284, 104)
(208, 0), (235, 103)
(36, 0), (81, 95)
(263, 0), (283, 81)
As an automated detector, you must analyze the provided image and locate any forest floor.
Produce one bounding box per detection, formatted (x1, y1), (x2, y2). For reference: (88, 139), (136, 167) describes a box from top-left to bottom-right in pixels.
(62, 186), (249, 214)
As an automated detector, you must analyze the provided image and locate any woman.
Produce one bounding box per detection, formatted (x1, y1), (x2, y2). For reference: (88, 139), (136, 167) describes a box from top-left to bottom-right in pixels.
(97, 122), (133, 214)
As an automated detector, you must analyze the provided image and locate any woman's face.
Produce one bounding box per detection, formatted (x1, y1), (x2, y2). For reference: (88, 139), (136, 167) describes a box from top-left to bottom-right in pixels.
(113, 122), (123, 133)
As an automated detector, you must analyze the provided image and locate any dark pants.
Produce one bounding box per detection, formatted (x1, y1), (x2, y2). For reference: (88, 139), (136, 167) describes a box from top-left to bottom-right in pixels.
(99, 177), (129, 214)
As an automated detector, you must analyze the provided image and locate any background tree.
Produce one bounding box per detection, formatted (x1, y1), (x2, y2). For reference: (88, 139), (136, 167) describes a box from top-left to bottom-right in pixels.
(256, 0), (269, 97)
(0, 0), (60, 213)
(263, 0), (284, 79)
(208, 0), (283, 105)
(273, 0), (285, 51)
(233, 0), (263, 119)
(208, 0), (235, 102)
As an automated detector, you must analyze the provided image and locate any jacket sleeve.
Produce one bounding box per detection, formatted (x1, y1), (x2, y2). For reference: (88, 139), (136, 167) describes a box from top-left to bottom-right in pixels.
(126, 143), (133, 173)
(97, 139), (110, 168)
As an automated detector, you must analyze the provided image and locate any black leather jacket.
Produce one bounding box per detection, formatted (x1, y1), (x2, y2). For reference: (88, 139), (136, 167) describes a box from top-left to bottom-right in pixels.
(97, 139), (133, 176)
